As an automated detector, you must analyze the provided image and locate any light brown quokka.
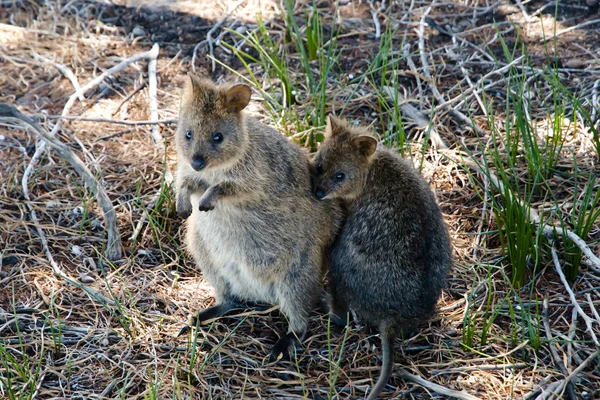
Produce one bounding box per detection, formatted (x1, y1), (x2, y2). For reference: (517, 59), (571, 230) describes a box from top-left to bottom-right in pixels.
(311, 116), (452, 399)
(175, 75), (341, 360)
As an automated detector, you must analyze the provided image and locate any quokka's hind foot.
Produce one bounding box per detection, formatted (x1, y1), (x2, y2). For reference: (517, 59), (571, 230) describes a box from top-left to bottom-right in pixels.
(177, 301), (237, 337)
(267, 332), (303, 363)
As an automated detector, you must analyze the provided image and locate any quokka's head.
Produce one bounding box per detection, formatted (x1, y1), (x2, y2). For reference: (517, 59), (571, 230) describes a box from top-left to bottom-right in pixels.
(176, 74), (252, 171)
(311, 115), (378, 201)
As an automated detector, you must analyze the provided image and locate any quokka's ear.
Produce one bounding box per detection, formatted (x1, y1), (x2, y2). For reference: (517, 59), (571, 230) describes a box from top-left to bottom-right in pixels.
(352, 135), (378, 157)
(182, 73), (199, 103)
(182, 73), (214, 103)
(224, 84), (251, 112)
(325, 115), (348, 138)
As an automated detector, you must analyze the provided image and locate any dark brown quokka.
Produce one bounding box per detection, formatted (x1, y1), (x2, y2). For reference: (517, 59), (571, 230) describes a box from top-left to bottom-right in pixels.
(175, 75), (340, 361)
(311, 116), (452, 399)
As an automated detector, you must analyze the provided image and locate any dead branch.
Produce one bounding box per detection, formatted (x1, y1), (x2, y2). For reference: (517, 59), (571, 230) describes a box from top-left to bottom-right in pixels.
(19, 44), (163, 265)
(430, 363), (528, 375)
(541, 18), (600, 42)
(32, 52), (84, 101)
(23, 44), (166, 204)
(415, 7), (487, 137)
(433, 56), (525, 113)
(382, 80), (600, 276)
(0, 103), (123, 261)
(552, 350), (600, 397)
(542, 298), (577, 400)
(368, 0), (386, 39)
(43, 115), (176, 126)
(130, 43), (174, 243)
(191, 0), (246, 72)
(146, 43), (162, 149)
(551, 245), (599, 346)
(395, 368), (482, 400)
(530, 349), (599, 400)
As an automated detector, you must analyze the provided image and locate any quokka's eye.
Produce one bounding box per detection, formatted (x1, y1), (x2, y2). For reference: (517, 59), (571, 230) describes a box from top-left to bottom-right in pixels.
(185, 130), (193, 140)
(316, 163), (323, 174)
(212, 132), (223, 143)
(335, 172), (345, 182)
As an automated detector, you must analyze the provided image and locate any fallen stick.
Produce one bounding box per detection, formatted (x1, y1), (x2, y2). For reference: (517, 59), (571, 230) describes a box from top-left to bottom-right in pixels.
(32, 53), (84, 101)
(528, 349), (599, 400)
(0, 103), (123, 261)
(383, 74), (600, 275)
(23, 44), (164, 192)
(540, 18), (600, 42)
(551, 246), (599, 346)
(146, 43), (162, 149)
(395, 368), (482, 400)
(542, 298), (577, 400)
(191, 0), (246, 72)
(20, 44), (161, 265)
(434, 56), (525, 113)
(430, 362), (528, 375)
(42, 115), (176, 126)
(130, 43), (174, 242)
(552, 350), (600, 397)
(368, 0), (386, 39)
(416, 8), (488, 137)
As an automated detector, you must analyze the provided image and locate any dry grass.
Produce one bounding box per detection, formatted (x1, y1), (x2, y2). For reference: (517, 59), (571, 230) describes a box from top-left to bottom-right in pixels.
(1, 0), (599, 399)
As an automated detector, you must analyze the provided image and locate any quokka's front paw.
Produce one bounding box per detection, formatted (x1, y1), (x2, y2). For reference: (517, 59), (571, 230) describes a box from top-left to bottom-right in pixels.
(198, 191), (217, 212)
(177, 206), (192, 219)
(198, 201), (215, 212)
(176, 195), (193, 219)
(176, 204), (192, 219)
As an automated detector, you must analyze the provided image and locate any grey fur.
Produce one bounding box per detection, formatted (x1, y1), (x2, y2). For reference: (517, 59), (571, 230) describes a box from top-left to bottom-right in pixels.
(175, 76), (341, 361)
(312, 116), (452, 399)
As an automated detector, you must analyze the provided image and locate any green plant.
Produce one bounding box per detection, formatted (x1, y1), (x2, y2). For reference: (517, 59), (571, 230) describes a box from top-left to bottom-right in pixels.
(370, 24), (410, 156)
(562, 170), (600, 281)
(327, 316), (350, 399)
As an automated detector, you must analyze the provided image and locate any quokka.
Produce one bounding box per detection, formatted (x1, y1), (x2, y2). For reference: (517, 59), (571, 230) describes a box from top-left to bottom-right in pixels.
(311, 116), (452, 399)
(175, 75), (340, 360)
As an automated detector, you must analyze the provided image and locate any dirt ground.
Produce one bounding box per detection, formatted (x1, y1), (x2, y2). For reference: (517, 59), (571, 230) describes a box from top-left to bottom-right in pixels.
(1, 0), (599, 399)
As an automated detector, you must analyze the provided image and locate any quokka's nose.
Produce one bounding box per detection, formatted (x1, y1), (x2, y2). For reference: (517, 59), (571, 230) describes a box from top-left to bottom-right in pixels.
(191, 156), (205, 171)
(314, 188), (326, 200)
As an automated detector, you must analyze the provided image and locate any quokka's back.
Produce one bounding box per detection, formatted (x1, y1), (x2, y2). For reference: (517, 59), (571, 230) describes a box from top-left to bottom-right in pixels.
(311, 115), (451, 399)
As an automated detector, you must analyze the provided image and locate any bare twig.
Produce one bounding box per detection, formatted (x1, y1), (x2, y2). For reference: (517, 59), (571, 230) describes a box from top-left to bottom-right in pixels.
(368, 0), (386, 39)
(395, 368), (482, 400)
(0, 103), (123, 261)
(23, 44), (165, 209)
(129, 43), (173, 243)
(591, 78), (599, 123)
(433, 56), (525, 113)
(551, 245), (599, 346)
(42, 115), (176, 125)
(191, 0), (246, 72)
(553, 350), (600, 396)
(415, 7), (487, 137)
(531, 350), (600, 400)
(382, 85), (600, 275)
(146, 43), (162, 149)
(112, 81), (146, 116)
(20, 45), (166, 260)
(431, 363), (528, 375)
(541, 18), (600, 42)
(32, 53), (84, 101)
(542, 298), (577, 400)
(548, 228), (600, 273)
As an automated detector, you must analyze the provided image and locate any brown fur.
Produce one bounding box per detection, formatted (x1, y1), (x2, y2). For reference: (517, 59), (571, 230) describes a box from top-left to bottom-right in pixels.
(175, 76), (341, 361)
(311, 116), (452, 399)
